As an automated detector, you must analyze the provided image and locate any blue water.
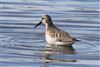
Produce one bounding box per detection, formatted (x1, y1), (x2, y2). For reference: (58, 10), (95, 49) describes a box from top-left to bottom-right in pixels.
(0, 0), (100, 67)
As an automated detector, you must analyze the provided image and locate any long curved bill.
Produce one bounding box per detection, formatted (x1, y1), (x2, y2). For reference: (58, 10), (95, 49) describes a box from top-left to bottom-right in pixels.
(34, 21), (42, 29)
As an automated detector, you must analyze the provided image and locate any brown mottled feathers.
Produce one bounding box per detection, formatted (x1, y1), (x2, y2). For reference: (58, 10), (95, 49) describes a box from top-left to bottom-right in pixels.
(46, 26), (75, 42)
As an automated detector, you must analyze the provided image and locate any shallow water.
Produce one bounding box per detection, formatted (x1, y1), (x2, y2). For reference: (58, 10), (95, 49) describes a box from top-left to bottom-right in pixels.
(0, 0), (100, 67)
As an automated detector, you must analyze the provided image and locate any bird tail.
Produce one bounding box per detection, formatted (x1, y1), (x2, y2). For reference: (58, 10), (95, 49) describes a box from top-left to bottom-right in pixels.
(73, 38), (80, 41)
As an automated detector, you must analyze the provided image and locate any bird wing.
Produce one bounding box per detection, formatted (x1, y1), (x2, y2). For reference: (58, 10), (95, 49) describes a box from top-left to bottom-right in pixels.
(55, 29), (73, 42)
(47, 27), (74, 42)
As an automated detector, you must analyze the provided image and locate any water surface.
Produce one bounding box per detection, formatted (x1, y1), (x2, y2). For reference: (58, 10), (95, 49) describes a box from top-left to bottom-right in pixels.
(0, 0), (100, 67)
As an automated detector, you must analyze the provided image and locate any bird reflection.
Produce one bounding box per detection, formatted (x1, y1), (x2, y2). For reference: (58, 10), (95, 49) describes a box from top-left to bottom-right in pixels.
(42, 44), (77, 67)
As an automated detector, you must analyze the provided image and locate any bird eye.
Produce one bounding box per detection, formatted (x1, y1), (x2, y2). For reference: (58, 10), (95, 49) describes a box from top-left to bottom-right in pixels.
(42, 18), (44, 19)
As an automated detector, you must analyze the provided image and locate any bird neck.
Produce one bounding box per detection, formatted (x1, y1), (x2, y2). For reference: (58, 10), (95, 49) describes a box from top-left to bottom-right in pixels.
(45, 21), (55, 30)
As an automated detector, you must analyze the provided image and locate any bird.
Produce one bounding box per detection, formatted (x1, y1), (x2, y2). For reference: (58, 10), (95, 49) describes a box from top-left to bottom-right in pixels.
(34, 15), (79, 46)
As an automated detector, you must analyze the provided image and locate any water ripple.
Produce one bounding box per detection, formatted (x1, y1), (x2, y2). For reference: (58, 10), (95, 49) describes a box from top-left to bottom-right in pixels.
(1, 0), (100, 67)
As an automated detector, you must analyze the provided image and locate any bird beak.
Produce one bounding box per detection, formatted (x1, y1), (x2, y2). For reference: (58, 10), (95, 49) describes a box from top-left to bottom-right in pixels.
(34, 21), (42, 29)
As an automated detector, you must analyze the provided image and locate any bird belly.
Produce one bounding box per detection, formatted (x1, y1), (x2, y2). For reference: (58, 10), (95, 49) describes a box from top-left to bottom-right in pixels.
(45, 34), (57, 44)
(45, 35), (73, 45)
(55, 41), (74, 46)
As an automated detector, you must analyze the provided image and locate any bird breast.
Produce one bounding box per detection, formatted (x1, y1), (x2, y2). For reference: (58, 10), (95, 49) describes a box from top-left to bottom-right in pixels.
(45, 32), (57, 44)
